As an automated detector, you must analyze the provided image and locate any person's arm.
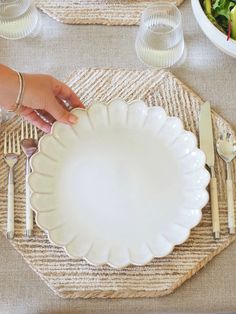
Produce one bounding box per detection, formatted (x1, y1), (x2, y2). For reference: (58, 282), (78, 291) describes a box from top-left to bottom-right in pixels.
(0, 64), (84, 132)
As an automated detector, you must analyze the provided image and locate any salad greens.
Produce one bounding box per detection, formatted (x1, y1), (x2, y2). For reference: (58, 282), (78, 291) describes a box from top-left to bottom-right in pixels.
(201, 0), (236, 40)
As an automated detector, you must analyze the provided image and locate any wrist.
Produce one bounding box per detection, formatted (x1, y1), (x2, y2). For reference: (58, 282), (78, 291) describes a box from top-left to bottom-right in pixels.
(0, 64), (20, 110)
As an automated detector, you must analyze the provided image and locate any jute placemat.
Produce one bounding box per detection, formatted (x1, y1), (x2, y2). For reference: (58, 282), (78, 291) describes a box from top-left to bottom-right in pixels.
(36, 0), (185, 26)
(0, 68), (235, 299)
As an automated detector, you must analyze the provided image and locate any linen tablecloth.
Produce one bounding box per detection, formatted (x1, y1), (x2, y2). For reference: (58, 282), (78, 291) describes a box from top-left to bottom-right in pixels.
(0, 1), (236, 313)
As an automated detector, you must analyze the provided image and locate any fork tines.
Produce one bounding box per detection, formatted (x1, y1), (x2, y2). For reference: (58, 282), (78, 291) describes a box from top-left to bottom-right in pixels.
(21, 120), (38, 141)
(4, 131), (21, 155)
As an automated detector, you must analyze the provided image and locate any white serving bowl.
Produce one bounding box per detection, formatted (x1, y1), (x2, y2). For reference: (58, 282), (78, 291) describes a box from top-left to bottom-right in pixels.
(191, 0), (236, 58)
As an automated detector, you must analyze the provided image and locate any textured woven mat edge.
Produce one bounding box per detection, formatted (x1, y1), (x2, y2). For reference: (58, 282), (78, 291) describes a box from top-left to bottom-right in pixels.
(36, 0), (185, 26)
(57, 237), (236, 299)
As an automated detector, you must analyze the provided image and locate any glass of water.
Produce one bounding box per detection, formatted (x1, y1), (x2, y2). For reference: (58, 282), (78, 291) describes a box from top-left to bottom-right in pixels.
(135, 3), (184, 68)
(0, 0), (41, 40)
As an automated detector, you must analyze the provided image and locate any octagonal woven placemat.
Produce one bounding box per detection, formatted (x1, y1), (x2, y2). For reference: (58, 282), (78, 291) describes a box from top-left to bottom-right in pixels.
(36, 0), (185, 26)
(0, 68), (235, 299)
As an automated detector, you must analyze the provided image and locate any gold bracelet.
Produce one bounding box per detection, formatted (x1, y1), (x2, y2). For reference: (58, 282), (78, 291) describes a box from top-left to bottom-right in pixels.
(8, 71), (25, 113)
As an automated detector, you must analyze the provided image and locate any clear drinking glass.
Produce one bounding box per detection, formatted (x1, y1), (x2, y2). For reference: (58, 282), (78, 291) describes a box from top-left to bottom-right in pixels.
(0, 0), (41, 40)
(135, 3), (185, 68)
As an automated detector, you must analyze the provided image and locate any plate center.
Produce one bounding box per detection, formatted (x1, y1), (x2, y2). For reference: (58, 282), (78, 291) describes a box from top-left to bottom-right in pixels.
(56, 128), (184, 244)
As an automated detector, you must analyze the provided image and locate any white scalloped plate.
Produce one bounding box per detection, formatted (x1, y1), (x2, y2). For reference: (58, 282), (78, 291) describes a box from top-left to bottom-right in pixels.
(29, 99), (210, 268)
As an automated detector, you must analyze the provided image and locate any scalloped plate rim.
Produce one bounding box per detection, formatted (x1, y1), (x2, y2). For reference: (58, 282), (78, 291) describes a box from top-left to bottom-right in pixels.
(29, 99), (210, 268)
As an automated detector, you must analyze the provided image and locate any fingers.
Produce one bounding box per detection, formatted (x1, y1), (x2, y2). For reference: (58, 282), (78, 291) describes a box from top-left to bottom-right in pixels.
(53, 79), (84, 109)
(20, 106), (51, 133)
(45, 96), (78, 125)
(35, 109), (56, 124)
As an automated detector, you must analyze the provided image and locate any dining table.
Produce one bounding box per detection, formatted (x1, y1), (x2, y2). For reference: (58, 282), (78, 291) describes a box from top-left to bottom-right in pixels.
(0, 1), (236, 313)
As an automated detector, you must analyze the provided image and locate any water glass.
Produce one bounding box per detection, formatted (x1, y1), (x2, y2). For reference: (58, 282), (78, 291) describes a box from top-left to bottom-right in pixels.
(0, 0), (41, 40)
(135, 3), (185, 68)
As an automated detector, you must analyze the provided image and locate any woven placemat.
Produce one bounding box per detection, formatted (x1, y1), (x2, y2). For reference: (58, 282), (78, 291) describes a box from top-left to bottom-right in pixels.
(36, 0), (185, 26)
(0, 68), (235, 299)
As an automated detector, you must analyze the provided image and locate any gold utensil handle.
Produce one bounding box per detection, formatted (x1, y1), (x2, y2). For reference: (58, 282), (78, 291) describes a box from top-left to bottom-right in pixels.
(210, 176), (220, 239)
(226, 179), (235, 234)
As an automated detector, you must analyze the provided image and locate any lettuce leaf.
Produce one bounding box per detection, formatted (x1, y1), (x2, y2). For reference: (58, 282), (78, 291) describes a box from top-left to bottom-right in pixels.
(202, 0), (236, 38)
(213, 0), (236, 19)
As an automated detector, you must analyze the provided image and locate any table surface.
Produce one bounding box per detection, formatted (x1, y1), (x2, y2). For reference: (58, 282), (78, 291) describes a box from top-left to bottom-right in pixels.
(0, 1), (236, 313)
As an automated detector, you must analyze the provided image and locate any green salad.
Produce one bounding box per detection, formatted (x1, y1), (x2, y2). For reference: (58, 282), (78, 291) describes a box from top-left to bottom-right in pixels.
(201, 0), (236, 40)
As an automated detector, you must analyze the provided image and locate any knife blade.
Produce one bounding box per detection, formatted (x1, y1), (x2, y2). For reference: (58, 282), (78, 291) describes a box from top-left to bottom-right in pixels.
(199, 102), (215, 168)
(199, 101), (220, 239)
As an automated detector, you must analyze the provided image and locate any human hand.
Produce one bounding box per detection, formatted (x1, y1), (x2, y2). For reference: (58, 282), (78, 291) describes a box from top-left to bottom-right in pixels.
(0, 65), (84, 133)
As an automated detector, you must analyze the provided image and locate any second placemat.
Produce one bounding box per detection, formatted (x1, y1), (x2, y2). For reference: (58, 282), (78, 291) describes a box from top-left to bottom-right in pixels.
(36, 0), (185, 26)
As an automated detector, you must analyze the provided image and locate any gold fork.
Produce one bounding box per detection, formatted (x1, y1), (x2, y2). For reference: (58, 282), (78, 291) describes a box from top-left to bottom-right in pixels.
(21, 120), (38, 238)
(3, 131), (21, 239)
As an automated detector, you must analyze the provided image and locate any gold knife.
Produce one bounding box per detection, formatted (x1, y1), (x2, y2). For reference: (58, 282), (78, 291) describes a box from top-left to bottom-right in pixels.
(199, 101), (220, 239)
